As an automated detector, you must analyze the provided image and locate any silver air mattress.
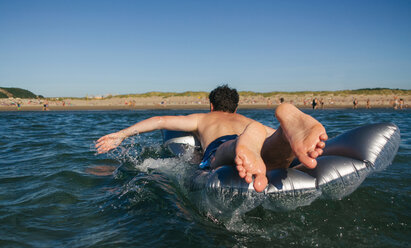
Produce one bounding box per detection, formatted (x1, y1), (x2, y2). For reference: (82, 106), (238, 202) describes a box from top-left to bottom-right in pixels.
(162, 123), (400, 214)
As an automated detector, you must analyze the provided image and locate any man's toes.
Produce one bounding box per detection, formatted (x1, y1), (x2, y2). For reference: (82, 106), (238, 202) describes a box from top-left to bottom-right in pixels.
(299, 154), (317, 169)
(253, 174), (268, 192)
(316, 141), (325, 149)
(237, 166), (246, 178)
(320, 133), (328, 141)
(235, 155), (243, 166)
(245, 173), (253, 184)
(309, 150), (319, 159)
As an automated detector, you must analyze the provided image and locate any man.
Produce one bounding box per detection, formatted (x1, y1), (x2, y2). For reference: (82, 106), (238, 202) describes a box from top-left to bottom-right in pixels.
(96, 85), (328, 192)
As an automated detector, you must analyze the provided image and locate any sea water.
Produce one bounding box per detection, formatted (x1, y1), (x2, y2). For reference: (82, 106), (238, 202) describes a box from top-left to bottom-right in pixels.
(0, 108), (409, 247)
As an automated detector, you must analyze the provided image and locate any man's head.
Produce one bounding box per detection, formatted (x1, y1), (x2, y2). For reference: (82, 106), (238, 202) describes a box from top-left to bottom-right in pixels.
(209, 85), (239, 113)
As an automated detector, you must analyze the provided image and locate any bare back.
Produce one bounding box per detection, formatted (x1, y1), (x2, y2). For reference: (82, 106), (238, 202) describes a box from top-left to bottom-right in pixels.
(195, 111), (257, 151)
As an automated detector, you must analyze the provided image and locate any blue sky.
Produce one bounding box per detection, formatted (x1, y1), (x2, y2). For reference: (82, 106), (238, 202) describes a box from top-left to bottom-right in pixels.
(0, 0), (410, 97)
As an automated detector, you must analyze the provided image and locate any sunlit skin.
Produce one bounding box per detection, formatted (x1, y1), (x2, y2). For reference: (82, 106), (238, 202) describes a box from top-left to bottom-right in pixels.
(96, 103), (327, 192)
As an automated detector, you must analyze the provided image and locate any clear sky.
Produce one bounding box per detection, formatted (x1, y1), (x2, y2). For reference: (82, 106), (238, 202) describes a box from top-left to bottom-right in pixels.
(1, 0), (410, 97)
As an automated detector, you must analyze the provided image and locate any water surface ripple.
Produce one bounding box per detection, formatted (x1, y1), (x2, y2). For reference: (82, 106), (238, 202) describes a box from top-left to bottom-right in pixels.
(0, 109), (409, 247)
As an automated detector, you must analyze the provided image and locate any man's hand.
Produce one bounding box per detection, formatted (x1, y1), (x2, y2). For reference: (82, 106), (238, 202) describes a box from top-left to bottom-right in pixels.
(95, 132), (126, 154)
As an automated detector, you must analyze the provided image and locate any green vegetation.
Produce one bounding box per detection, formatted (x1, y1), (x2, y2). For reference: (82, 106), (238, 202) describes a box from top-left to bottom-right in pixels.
(239, 88), (411, 98)
(0, 87), (37, 98)
(0, 87), (409, 99)
(0, 92), (8, 98)
(115, 88), (410, 99)
(117, 91), (209, 98)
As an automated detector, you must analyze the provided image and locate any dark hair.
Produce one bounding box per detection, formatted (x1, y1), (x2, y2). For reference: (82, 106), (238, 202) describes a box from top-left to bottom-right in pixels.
(209, 85), (239, 113)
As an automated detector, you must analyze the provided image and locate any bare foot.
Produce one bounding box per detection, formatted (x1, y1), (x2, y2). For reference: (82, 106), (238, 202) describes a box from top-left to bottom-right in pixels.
(234, 122), (268, 192)
(275, 103), (328, 169)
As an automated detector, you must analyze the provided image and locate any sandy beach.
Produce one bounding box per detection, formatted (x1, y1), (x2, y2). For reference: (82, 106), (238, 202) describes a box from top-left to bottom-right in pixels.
(1, 93), (409, 111)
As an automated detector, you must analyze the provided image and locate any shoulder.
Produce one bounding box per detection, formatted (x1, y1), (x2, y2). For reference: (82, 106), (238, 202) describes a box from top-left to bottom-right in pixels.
(180, 113), (209, 125)
(186, 113), (207, 120)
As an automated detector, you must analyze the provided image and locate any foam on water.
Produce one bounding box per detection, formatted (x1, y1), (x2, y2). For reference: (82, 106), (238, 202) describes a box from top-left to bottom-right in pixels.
(106, 147), (294, 237)
(1, 109), (409, 247)
(105, 120), (405, 237)
(107, 139), (267, 227)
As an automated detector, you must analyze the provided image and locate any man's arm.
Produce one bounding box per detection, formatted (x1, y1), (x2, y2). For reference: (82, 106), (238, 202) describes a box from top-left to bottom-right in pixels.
(95, 114), (202, 154)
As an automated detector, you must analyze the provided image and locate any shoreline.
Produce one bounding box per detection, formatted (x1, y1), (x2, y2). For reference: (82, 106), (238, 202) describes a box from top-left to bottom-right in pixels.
(0, 104), (407, 112)
(1, 93), (409, 111)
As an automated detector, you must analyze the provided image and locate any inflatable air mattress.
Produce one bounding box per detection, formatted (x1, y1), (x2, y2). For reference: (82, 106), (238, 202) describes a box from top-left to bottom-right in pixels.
(162, 123), (400, 214)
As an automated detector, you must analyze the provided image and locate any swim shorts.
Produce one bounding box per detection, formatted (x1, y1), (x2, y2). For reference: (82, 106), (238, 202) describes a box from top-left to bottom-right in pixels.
(199, 134), (238, 169)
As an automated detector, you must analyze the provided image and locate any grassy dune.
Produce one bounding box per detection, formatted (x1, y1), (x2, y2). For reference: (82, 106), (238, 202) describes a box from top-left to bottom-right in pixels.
(1, 87), (410, 100)
(113, 88), (410, 99)
(0, 87), (38, 98)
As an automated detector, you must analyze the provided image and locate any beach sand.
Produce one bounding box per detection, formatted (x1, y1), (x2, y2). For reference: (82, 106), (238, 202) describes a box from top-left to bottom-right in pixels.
(1, 93), (409, 111)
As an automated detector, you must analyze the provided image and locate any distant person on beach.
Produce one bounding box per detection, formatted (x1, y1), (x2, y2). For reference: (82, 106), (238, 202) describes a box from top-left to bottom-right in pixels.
(43, 100), (49, 111)
(312, 98), (318, 109)
(279, 97), (284, 104)
(399, 99), (404, 109)
(320, 98), (324, 109)
(267, 98), (272, 106)
(366, 99), (371, 109)
(353, 98), (358, 109)
(393, 97), (399, 109)
(96, 85), (328, 192)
